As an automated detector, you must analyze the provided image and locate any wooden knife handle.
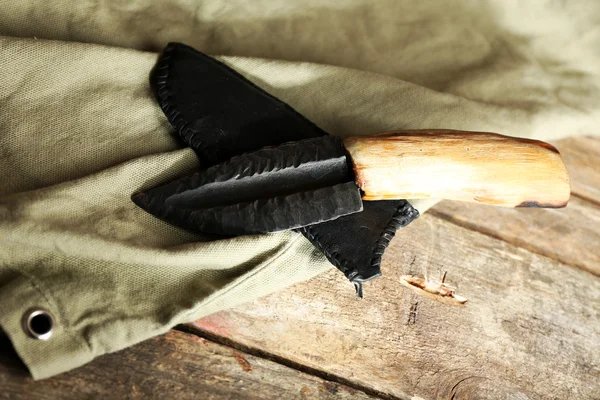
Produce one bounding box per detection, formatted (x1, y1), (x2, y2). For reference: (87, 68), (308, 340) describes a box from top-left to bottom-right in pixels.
(342, 130), (570, 208)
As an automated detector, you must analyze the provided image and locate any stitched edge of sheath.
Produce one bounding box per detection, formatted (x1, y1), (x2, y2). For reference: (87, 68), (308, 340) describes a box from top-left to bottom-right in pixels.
(369, 202), (420, 273)
(299, 200), (420, 284)
(149, 42), (421, 285)
(153, 42), (330, 159)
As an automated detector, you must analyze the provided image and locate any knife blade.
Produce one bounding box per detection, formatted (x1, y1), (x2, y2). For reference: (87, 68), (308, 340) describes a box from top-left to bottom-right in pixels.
(132, 129), (570, 236)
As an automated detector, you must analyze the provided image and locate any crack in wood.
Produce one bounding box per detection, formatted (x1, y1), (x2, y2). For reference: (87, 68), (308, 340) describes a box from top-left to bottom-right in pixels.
(173, 324), (412, 400)
(407, 301), (419, 325)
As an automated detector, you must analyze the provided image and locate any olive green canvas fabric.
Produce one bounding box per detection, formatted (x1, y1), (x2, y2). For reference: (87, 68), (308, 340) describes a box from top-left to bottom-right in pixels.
(1, 0), (599, 379)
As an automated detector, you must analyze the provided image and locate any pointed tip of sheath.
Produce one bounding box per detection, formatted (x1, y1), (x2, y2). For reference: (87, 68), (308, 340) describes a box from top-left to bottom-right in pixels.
(131, 192), (146, 208)
(353, 281), (364, 298)
(131, 192), (157, 213)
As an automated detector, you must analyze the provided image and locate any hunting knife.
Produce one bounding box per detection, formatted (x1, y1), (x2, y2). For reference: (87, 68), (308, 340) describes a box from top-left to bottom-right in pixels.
(133, 129), (570, 236)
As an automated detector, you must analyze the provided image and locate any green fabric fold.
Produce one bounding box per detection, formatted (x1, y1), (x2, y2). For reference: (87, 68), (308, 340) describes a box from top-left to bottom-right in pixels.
(1, 0), (599, 379)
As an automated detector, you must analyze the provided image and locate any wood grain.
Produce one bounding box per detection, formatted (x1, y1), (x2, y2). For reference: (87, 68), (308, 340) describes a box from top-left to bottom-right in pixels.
(0, 330), (378, 400)
(429, 196), (600, 276)
(343, 130), (570, 208)
(428, 136), (600, 276)
(191, 214), (600, 400)
(2, 138), (596, 399)
(551, 136), (600, 204)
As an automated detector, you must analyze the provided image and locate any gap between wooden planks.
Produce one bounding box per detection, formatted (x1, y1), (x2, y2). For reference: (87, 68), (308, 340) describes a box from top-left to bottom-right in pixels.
(429, 195), (600, 276)
(188, 136), (600, 400)
(554, 136), (600, 206)
(0, 330), (384, 400)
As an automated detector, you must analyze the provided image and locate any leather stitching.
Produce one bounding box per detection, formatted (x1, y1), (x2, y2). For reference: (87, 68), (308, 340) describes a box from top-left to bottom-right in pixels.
(150, 42), (421, 286)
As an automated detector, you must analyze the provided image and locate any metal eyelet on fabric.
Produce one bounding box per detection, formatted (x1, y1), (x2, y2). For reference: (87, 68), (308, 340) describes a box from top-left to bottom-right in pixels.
(22, 309), (55, 340)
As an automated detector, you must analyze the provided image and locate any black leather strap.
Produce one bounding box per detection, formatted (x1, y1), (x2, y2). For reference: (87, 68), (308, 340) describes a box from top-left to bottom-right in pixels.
(148, 42), (420, 292)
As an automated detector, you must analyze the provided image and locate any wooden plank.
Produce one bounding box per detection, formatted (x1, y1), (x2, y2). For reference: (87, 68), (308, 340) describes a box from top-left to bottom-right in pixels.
(552, 136), (600, 204)
(4, 135), (592, 399)
(0, 330), (379, 400)
(190, 214), (600, 400)
(427, 135), (600, 276)
(429, 196), (600, 275)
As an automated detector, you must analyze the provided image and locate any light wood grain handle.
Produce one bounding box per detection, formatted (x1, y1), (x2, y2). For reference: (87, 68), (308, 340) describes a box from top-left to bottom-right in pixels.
(342, 129), (570, 208)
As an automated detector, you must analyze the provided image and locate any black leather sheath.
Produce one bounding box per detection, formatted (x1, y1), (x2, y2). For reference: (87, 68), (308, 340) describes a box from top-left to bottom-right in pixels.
(149, 42), (420, 293)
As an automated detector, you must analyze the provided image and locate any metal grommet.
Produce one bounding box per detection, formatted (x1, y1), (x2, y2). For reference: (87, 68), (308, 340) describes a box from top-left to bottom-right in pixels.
(22, 308), (55, 340)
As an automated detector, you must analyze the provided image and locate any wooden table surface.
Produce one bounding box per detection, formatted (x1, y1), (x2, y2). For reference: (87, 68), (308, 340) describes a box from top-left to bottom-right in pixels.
(1, 137), (599, 400)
